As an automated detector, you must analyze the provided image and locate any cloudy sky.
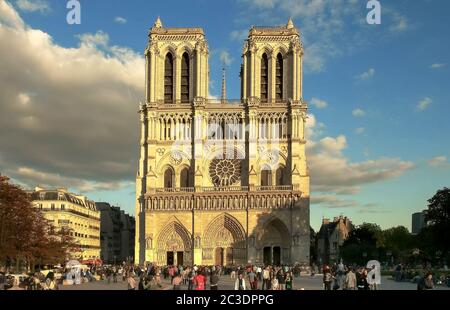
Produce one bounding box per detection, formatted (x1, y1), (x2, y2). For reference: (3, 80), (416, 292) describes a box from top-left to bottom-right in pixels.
(0, 0), (449, 231)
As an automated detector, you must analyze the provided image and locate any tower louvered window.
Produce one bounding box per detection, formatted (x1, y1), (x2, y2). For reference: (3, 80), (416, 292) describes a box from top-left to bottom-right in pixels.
(261, 53), (268, 103)
(276, 53), (283, 100)
(164, 53), (174, 103)
(181, 53), (190, 103)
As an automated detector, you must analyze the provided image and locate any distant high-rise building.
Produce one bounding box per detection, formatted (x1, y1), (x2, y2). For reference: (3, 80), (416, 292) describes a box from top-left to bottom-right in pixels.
(96, 202), (135, 264)
(412, 211), (427, 235)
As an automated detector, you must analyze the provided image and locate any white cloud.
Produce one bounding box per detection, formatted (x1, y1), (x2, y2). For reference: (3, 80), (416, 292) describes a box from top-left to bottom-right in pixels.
(430, 63), (446, 69)
(307, 133), (414, 196)
(416, 97), (432, 111)
(356, 68), (375, 80)
(389, 14), (408, 33)
(310, 97), (328, 109)
(427, 156), (449, 168)
(114, 16), (127, 24)
(352, 108), (366, 117)
(311, 195), (359, 209)
(0, 1), (144, 193)
(355, 127), (365, 135)
(16, 0), (50, 13)
(219, 50), (233, 66)
(237, 1), (408, 73)
(230, 29), (248, 42)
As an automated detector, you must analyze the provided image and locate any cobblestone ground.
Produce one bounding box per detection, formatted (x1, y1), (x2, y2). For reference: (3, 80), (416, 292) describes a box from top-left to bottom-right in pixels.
(59, 275), (450, 291)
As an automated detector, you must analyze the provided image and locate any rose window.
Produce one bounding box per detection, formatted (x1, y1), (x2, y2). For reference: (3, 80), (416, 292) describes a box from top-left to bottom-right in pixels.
(209, 158), (241, 186)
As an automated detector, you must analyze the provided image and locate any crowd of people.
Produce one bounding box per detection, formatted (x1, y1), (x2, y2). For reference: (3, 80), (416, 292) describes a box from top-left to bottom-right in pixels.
(123, 264), (300, 290)
(1, 262), (447, 290)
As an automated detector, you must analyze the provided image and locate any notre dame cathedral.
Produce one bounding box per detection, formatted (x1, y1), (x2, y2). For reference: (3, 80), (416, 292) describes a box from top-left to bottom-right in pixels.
(135, 17), (310, 266)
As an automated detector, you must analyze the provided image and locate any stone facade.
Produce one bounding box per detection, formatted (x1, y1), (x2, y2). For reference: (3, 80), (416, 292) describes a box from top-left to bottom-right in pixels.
(317, 216), (353, 264)
(30, 187), (101, 260)
(135, 18), (310, 266)
(96, 202), (135, 264)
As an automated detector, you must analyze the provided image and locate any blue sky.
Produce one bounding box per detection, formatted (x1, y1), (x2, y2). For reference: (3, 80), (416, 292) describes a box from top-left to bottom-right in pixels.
(0, 0), (449, 231)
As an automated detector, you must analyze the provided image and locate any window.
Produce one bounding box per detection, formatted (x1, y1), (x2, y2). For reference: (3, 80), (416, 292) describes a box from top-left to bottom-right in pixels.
(51, 203), (55, 210)
(164, 167), (174, 188)
(180, 167), (190, 188)
(276, 167), (284, 186)
(181, 52), (190, 103)
(39, 204), (43, 210)
(275, 53), (283, 100)
(164, 53), (174, 103)
(61, 204), (65, 210)
(260, 53), (268, 102)
(276, 166), (289, 186)
(261, 169), (272, 186)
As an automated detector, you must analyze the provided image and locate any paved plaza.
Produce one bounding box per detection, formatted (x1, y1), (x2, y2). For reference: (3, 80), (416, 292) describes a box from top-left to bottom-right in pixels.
(59, 275), (450, 291)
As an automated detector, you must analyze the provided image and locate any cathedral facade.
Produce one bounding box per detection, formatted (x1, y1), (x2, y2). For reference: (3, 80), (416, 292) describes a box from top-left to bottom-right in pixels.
(135, 17), (310, 266)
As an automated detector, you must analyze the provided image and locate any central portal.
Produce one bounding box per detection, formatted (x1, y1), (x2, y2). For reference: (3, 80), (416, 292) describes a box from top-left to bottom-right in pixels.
(177, 251), (183, 266)
(215, 247), (224, 265)
(166, 252), (174, 265)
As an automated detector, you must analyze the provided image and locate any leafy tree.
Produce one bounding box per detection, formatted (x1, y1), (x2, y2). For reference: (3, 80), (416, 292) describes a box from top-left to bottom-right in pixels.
(423, 187), (450, 263)
(340, 223), (382, 265)
(378, 226), (415, 261)
(0, 175), (78, 271)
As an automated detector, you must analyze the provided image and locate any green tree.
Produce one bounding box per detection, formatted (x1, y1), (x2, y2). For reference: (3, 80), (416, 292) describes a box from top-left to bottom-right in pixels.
(0, 175), (78, 271)
(378, 226), (415, 263)
(424, 187), (450, 264)
(340, 223), (382, 265)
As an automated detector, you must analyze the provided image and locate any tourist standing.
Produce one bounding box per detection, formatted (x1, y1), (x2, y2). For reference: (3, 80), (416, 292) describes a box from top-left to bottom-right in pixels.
(323, 266), (333, 290)
(210, 271), (219, 290)
(194, 271), (206, 290)
(262, 267), (271, 290)
(285, 272), (293, 290)
(344, 268), (357, 290)
(188, 269), (195, 290)
(235, 273), (246, 290)
(173, 273), (183, 290)
(248, 269), (257, 290)
(127, 273), (137, 290)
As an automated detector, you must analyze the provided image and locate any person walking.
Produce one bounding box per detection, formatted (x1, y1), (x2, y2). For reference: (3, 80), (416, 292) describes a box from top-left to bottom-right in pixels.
(113, 268), (118, 283)
(262, 267), (271, 290)
(210, 271), (219, 290)
(277, 270), (286, 290)
(248, 269), (257, 290)
(127, 273), (137, 290)
(188, 269), (195, 290)
(285, 272), (293, 290)
(230, 268), (236, 279)
(344, 268), (357, 290)
(323, 266), (333, 290)
(194, 271), (206, 290)
(235, 273), (246, 290)
(173, 273), (183, 290)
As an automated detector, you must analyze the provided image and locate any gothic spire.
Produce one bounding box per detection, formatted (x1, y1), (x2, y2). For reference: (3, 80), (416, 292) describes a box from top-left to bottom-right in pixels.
(154, 16), (163, 28)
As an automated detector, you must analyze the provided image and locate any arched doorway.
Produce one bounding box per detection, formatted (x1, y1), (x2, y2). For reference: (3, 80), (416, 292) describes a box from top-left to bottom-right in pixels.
(156, 221), (192, 266)
(203, 213), (246, 266)
(215, 247), (224, 266)
(257, 217), (291, 265)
